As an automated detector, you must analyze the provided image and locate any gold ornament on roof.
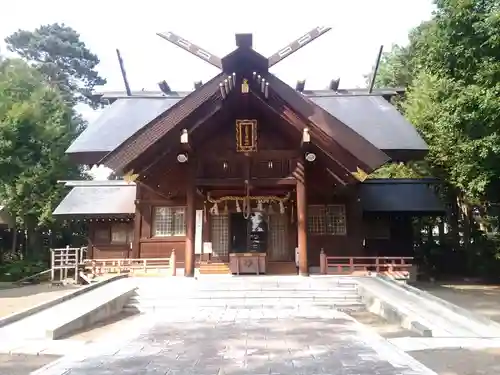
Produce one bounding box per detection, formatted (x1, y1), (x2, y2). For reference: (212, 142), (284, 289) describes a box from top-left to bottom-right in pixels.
(241, 78), (249, 94)
(352, 167), (368, 182)
(123, 169), (139, 184)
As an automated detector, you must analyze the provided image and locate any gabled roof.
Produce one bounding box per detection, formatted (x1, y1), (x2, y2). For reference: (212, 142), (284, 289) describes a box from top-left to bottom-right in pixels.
(100, 73), (225, 171)
(67, 97), (183, 165)
(360, 179), (445, 214)
(309, 96), (428, 160)
(53, 179), (444, 216)
(68, 91), (427, 166)
(53, 181), (136, 217)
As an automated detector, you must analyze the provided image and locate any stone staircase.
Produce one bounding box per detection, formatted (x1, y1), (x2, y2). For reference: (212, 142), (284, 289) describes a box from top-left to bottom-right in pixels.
(123, 276), (365, 313)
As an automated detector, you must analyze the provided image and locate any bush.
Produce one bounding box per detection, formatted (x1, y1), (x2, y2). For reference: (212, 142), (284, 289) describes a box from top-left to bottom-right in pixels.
(0, 259), (48, 282)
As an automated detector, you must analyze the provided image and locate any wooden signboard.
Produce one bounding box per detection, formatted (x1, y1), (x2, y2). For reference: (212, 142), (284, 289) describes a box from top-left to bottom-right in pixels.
(236, 119), (257, 152)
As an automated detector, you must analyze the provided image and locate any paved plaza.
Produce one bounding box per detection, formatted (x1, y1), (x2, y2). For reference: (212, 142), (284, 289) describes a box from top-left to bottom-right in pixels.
(32, 305), (436, 375)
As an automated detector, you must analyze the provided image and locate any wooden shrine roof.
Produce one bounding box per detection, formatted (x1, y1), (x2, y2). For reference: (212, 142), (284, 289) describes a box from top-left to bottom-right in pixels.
(359, 179), (445, 214)
(53, 181), (136, 217)
(67, 91), (427, 165)
(52, 179), (444, 216)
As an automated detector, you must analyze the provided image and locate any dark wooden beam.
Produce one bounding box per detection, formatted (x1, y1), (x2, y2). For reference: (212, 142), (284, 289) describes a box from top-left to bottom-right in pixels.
(296, 160), (308, 276)
(100, 73), (225, 171)
(368, 45), (384, 94)
(249, 89), (356, 185)
(265, 74), (390, 172)
(267, 27), (332, 68)
(116, 49), (132, 96)
(131, 184), (141, 258)
(157, 31), (223, 69)
(184, 161), (196, 277)
(196, 178), (297, 187)
(126, 95), (225, 177)
(201, 150), (300, 161)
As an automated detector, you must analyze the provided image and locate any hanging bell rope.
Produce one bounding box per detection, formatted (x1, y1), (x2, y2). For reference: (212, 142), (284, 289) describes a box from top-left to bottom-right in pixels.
(243, 181), (251, 219)
(236, 199), (242, 213)
(206, 191), (291, 204)
(279, 201), (285, 214)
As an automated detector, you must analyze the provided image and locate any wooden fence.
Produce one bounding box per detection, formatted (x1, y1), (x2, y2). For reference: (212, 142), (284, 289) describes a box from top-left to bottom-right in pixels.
(319, 250), (413, 278)
(84, 250), (178, 276)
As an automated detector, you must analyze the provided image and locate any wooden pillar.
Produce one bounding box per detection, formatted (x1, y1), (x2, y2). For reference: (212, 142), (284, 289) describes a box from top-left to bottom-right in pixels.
(296, 161), (309, 276)
(132, 184), (142, 259)
(185, 163), (196, 277)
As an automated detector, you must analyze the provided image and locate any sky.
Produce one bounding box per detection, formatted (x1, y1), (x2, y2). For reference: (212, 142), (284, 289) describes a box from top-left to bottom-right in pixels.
(0, 0), (435, 179)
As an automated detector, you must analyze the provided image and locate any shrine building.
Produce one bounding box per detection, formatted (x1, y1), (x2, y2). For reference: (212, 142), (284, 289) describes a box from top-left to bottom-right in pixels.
(53, 28), (444, 276)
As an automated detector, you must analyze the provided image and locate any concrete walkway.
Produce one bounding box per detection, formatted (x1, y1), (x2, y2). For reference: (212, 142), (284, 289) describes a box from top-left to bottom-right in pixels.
(358, 277), (500, 338)
(32, 276), (437, 375)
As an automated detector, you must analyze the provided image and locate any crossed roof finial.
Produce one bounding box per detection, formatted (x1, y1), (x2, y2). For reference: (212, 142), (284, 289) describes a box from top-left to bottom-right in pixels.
(156, 27), (332, 70)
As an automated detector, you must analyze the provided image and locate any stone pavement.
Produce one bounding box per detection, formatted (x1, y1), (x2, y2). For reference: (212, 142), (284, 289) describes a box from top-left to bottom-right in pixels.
(32, 306), (436, 375)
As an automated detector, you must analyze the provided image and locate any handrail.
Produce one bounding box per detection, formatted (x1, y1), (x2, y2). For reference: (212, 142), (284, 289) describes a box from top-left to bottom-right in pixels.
(84, 251), (178, 276)
(319, 251), (413, 276)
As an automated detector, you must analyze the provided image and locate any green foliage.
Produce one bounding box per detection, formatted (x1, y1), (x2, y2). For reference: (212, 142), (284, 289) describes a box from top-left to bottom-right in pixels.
(0, 259), (47, 282)
(369, 161), (431, 179)
(5, 23), (107, 108)
(371, 0), (500, 276)
(404, 73), (500, 203)
(0, 59), (82, 229)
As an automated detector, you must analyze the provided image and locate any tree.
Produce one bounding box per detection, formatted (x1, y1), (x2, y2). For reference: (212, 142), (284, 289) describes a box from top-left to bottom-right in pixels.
(0, 58), (83, 255)
(370, 0), (500, 277)
(5, 23), (107, 108)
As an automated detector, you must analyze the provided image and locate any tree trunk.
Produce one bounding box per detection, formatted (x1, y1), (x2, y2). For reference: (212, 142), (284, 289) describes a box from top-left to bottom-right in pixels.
(448, 189), (460, 251)
(11, 225), (17, 253)
(438, 217), (445, 246)
(457, 194), (471, 249)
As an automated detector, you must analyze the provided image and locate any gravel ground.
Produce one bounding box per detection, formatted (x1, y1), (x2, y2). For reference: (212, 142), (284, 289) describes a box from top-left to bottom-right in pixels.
(0, 283), (79, 318)
(410, 347), (500, 375)
(0, 354), (60, 375)
(414, 282), (500, 323)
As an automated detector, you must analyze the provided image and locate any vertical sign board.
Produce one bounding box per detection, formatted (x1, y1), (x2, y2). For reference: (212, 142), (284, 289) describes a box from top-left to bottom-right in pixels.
(195, 210), (203, 254)
(236, 119), (258, 153)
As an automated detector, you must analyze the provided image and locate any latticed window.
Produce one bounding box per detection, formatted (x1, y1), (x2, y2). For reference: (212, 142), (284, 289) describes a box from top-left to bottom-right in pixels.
(307, 205), (347, 235)
(210, 214), (229, 258)
(268, 214), (290, 261)
(111, 223), (133, 244)
(153, 207), (186, 237)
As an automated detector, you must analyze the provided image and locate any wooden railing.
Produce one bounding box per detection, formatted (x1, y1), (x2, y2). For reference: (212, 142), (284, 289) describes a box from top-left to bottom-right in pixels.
(84, 250), (178, 276)
(319, 250), (413, 276)
(51, 246), (87, 283)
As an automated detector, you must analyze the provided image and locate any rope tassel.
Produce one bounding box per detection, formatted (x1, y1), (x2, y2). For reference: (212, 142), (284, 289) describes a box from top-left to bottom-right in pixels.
(209, 203), (219, 216)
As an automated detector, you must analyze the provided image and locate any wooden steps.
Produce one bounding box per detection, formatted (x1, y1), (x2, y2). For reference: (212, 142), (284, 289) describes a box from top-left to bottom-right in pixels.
(198, 261), (297, 275)
(198, 262), (231, 275)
